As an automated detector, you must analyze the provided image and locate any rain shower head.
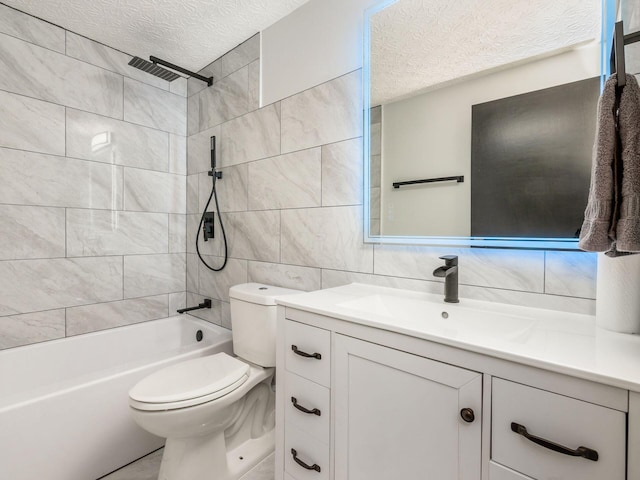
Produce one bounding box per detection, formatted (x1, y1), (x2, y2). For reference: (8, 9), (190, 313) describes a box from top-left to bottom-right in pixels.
(128, 56), (213, 86)
(128, 57), (181, 82)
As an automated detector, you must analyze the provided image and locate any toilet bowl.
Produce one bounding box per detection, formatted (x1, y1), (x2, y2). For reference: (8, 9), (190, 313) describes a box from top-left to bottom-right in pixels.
(128, 284), (302, 480)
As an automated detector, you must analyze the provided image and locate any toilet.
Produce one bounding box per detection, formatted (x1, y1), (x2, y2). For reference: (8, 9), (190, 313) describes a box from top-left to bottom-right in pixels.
(128, 283), (302, 480)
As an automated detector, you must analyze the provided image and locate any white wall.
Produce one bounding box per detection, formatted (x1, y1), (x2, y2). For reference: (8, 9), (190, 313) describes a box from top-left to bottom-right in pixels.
(261, 0), (382, 105)
(381, 43), (601, 236)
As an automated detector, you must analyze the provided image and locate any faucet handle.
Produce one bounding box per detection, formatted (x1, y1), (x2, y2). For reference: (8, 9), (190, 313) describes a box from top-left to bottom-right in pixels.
(439, 255), (458, 266)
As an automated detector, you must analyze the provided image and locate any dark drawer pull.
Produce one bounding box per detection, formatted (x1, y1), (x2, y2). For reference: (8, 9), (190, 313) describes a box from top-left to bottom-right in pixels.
(292, 345), (321, 360)
(510, 422), (599, 462)
(291, 448), (321, 472)
(291, 396), (321, 416)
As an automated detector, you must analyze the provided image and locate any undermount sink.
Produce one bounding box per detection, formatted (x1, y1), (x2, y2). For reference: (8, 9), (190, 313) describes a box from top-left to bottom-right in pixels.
(337, 293), (537, 343)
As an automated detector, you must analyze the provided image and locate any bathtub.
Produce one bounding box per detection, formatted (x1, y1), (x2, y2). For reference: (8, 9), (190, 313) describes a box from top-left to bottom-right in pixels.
(0, 315), (233, 480)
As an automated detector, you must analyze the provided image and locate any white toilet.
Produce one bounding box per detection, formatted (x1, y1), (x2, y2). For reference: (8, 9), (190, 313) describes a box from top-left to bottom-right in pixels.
(128, 283), (302, 480)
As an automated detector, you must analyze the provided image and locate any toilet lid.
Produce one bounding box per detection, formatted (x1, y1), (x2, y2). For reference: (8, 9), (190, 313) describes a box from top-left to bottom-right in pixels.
(129, 352), (250, 404)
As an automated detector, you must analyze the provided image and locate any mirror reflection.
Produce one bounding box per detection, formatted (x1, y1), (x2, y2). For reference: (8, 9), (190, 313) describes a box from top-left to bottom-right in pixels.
(367, 0), (604, 245)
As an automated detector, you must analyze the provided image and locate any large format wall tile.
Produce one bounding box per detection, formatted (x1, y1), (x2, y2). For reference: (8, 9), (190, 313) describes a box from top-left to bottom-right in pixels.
(66, 32), (170, 90)
(0, 148), (123, 210)
(169, 214), (186, 253)
(187, 175), (200, 214)
(220, 34), (260, 79)
(66, 295), (169, 336)
(188, 94), (200, 136)
(374, 245), (545, 292)
(0, 90), (65, 155)
(198, 257), (248, 302)
(0, 4), (65, 53)
(0, 309), (65, 349)
(124, 168), (186, 214)
(281, 70), (362, 153)
(545, 251), (597, 299)
(188, 125), (221, 174)
(322, 138), (363, 206)
(0, 257), (123, 316)
(124, 78), (187, 135)
(220, 104), (281, 166)
(187, 254), (199, 293)
(124, 253), (186, 298)
(0, 205), (65, 260)
(200, 164), (248, 213)
(66, 209), (169, 257)
(0, 33), (123, 118)
(169, 292), (187, 314)
(224, 211), (281, 262)
(198, 66), (250, 131)
(281, 206), (374, 272)
(66, 109), (169, 171)
(169, 134), (187, 175)
(248, 148), (322, 210)
(248, 261), (321, 292)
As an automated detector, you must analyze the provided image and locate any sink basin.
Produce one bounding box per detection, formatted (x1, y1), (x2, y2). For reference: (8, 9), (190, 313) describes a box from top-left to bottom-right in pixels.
(337, 294), (536, 343)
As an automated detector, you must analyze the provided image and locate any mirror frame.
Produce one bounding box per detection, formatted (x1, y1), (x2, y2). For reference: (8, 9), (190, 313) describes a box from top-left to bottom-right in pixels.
(363, 0), (612, 250)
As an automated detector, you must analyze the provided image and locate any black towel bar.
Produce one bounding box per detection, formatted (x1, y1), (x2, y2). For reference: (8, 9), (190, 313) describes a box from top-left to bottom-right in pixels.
(392, 175), (464, 189)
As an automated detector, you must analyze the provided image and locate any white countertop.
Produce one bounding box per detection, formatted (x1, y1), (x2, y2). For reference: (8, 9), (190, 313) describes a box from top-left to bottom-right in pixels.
(277, 283), (640, 392)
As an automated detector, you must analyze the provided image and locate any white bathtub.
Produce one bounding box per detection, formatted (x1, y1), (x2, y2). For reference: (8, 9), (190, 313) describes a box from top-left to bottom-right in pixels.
(0, 316), (233, 480)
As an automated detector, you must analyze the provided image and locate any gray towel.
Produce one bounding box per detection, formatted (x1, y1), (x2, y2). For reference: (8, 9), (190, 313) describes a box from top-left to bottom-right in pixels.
(579, 74), (640, 256)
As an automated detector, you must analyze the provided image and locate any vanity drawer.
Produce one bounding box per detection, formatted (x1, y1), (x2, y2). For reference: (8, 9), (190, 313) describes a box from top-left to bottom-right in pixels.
(285, 372), (330, 444)
(284, 320), (330, 387)
(285, 422), (329, 480)
(491, 378), (626, 480)
(489, 461), (533, 480)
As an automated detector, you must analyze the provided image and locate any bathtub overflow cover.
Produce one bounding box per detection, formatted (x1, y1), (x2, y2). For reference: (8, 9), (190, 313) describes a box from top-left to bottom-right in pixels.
(441, 311), (449, 319)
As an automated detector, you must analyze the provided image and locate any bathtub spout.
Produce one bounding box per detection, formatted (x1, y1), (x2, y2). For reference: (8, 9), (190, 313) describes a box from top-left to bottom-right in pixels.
(177, 299), (212, 314)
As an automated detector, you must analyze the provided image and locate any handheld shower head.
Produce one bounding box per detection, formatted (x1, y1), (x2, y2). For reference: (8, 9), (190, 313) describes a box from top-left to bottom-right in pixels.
(210, 136), (216, 171)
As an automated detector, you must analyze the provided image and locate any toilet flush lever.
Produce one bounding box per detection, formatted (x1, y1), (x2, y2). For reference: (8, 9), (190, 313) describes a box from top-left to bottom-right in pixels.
(291, 345), (322, 360)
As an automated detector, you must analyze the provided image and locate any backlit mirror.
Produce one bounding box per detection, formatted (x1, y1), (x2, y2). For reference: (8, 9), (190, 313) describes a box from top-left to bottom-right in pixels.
(364, 0), (610, 249)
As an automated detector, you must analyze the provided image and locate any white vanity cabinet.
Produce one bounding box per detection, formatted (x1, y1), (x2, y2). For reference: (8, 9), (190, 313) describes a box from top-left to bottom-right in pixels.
(275, 287), (635, 480)
(333, 334), (482, 480)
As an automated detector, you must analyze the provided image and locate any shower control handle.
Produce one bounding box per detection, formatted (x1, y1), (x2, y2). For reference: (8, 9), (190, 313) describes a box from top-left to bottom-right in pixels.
(291, 345), (321, 360)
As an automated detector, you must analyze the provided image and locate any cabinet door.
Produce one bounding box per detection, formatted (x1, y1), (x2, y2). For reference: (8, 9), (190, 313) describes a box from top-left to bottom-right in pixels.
(334, 335), (482, 480)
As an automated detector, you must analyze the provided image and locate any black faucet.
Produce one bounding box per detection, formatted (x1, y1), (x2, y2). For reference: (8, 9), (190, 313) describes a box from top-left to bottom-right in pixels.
(432, 255), (459, 303)
(177, 299), (212, 314)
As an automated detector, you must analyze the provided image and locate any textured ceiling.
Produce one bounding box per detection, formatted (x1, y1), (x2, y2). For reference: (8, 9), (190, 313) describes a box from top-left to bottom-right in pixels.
(2, 0), (309, 71)
(371, 0), (601, 105)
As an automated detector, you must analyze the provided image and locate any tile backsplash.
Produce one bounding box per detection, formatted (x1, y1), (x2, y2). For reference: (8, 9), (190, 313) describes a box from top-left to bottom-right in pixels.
(185, 34), (597, 329)
(0, 4), (187, 349)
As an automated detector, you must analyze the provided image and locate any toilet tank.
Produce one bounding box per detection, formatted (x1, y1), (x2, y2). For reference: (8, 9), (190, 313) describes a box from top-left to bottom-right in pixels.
(229, 283), (303, 367)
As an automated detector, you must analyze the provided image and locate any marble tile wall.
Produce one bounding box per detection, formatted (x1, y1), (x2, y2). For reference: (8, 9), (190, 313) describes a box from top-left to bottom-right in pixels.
(186, 34), (597, 330)
(0, 6), (188, 349)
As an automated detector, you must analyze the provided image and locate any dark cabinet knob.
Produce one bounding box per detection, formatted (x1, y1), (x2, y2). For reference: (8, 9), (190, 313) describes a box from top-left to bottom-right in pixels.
(460, 408), (475, 423)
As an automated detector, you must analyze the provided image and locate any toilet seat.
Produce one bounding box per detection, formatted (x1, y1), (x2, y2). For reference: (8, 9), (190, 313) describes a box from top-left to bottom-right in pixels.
(129, 353), (250, 411)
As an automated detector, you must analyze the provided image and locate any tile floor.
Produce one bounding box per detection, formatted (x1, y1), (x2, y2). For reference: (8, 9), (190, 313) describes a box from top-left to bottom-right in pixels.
(100, 449), (274, 480)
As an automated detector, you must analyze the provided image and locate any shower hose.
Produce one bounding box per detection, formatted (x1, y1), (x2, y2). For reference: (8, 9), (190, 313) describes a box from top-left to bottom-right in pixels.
(196, 170), (228, 271)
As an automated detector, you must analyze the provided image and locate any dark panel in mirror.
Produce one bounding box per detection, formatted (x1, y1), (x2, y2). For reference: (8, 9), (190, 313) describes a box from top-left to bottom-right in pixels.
(471, 77), (600, 238)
